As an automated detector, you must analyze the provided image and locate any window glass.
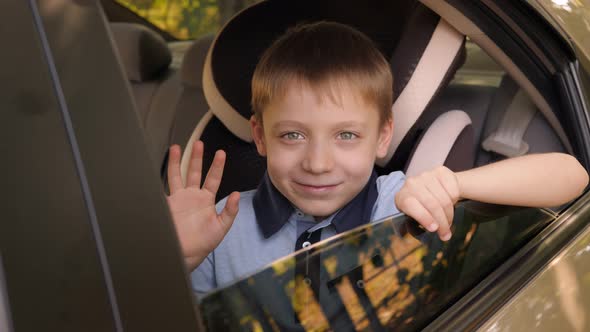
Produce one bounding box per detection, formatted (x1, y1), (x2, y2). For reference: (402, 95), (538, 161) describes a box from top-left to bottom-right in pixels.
(199, 202), (554, 331)
(451, 38), (505, 87)
(115, 0), (261, 40)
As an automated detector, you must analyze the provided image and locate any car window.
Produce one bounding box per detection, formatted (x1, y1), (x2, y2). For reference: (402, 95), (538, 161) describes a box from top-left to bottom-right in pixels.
(115, 0), (262, 39)
(452, 38), (505, 87)
(199, 201), (554, 331)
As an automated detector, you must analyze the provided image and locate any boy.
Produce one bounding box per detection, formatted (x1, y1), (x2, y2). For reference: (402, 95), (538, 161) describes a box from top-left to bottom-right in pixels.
(165, 22), (588, 297)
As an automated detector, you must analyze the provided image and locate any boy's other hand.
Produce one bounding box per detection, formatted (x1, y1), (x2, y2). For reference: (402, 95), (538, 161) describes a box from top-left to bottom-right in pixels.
(395, 166), (460, 241)
(166, 140), (240, 270)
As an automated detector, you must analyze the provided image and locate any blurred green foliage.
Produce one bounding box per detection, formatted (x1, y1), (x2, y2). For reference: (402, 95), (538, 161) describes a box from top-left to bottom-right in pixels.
(116, 0), (259, 39)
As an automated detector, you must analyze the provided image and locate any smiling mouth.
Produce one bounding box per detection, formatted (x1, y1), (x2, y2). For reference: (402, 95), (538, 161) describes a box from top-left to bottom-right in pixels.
(293, 182), (341, 194)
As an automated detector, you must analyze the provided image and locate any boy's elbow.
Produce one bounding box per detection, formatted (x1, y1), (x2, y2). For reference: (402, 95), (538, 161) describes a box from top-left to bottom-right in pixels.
(561, 153), (589, 198)
(574, 165), (589, 197)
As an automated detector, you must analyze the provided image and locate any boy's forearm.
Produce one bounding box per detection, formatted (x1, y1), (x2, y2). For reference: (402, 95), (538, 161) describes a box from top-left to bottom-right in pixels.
(455, 153), (588, 207)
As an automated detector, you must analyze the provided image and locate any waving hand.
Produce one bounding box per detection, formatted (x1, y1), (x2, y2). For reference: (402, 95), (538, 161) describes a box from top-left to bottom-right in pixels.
(167, 140), (240, 270)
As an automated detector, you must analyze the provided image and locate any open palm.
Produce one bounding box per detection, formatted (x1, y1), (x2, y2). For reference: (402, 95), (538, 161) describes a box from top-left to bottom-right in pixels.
(167, 140), (239, 270)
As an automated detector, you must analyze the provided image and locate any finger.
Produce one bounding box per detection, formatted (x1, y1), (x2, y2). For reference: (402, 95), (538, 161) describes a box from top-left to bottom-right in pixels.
(219, 191), (240, 230)
(167, 145), (183, 194)
(421, 190), (452, 241)
(408, 180), (451, 238)
(202, 150), (226, 195)
(399, 196), (438, 232)
(424, 175), (455, 227)
(186, 140), (204, 188)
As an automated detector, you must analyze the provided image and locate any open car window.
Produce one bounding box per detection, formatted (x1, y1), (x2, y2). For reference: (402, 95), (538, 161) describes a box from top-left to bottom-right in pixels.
(200, 202), (555, 331)
(115, 0), (262, 39)
(451, 38), (504, 88)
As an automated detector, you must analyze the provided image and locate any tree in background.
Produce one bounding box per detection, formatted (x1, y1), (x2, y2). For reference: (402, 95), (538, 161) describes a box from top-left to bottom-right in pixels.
(116, 0), (259, 39)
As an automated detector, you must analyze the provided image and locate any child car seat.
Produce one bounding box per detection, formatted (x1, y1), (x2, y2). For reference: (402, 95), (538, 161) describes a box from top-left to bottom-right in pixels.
(179, 0), (473, 201)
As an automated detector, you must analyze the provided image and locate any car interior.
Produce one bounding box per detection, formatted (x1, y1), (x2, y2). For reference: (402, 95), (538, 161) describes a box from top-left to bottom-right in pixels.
(4, 1), (588, 331)
(105, 0), (571, 205)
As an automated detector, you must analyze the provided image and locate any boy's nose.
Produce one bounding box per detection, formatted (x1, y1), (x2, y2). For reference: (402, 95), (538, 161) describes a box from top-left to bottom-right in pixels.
(301, 142), (334, 174)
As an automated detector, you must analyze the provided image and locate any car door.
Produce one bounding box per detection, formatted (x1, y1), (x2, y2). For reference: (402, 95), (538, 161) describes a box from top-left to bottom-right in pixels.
(0, 1), (202, 331)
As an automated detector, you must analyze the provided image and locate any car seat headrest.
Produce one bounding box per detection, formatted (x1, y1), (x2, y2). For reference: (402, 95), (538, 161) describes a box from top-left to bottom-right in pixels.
(203, 0), (465, 162)
(110, 22), (171, 82)
(181, 34), (214, 89)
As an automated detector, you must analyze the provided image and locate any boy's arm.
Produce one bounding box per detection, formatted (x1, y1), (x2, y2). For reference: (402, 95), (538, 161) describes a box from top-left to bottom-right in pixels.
(456, 153), (588, 207)
(396, 153), (588, 241)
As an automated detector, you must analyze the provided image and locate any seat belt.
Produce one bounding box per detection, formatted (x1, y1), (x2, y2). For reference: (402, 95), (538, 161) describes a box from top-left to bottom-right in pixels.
(482, 90), (537, 157)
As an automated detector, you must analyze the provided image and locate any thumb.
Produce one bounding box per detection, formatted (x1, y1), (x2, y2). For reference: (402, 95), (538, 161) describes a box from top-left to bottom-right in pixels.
(219, 191), (240, 231)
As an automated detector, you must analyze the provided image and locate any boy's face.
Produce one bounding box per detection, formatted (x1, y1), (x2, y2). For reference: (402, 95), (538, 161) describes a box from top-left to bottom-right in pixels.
(251, 81), (393, 219)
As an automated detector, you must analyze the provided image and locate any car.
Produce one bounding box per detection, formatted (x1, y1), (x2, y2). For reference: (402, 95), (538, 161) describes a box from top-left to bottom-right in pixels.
(1, 0), (589, 331)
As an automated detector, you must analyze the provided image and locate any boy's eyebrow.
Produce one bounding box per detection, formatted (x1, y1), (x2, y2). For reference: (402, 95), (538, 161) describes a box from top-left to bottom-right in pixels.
(332, 120), (367, 128)
(271, 120), (303, 129)
(271, 120), (367, 130)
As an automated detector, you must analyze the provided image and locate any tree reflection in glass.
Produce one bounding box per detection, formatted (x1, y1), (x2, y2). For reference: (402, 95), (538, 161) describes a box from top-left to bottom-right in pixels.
(200, 201), (554, 331)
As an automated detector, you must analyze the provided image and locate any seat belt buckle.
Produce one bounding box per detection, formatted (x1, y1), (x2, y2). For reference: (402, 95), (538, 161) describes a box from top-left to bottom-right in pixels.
(482, 132), (529, 158)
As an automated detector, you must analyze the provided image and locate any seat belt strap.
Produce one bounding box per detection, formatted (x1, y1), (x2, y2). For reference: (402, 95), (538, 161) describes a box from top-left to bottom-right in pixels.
(482, 90), (536, 157)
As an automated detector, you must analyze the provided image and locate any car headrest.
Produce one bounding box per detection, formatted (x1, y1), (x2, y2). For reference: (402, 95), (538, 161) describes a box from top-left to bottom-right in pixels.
(110, 23), (171, 82)
(181, 34), (214, 88)
(203, 0), (465, 166)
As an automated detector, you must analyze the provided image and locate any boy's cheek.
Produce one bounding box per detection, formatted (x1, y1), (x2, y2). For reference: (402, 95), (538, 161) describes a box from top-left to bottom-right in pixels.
(266, 151), (296, 171)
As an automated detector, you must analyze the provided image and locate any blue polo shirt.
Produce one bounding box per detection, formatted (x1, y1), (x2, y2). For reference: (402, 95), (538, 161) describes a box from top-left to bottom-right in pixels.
(191, 170), (406, 298)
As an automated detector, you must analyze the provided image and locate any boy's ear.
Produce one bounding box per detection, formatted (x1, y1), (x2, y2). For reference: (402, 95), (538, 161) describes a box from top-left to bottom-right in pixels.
(250, 115), (267, 156)
(376, 117), (394, 159)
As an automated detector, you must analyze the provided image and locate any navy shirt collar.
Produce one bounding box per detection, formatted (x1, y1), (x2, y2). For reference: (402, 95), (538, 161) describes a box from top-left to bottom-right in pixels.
(253, 171), (379, 238)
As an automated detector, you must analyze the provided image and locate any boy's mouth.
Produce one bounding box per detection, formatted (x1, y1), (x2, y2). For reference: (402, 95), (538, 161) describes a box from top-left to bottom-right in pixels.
(293, 181), (341, 195)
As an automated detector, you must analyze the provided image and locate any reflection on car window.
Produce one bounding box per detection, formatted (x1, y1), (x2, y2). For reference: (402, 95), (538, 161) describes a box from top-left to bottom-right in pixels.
(200, 201), (554, 331)
(116, 0), (261, 39)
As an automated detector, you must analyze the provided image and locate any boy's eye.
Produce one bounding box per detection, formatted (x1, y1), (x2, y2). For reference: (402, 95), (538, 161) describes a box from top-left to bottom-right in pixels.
(338, 132), (358, 140)
(281, 132), (305, 140)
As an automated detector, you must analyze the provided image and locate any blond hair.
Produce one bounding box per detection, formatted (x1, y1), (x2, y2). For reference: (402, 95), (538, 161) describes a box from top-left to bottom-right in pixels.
(251, 21), (393, 124)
